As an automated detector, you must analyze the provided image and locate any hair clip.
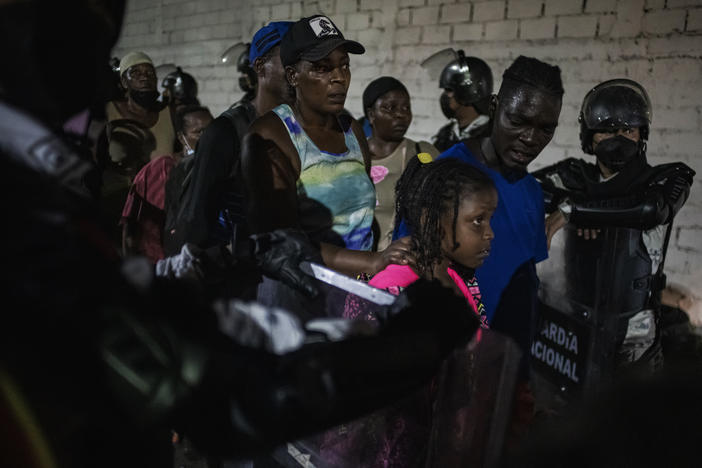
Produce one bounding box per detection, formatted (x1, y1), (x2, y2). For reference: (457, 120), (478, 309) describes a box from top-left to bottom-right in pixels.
(417, 152), (432, 164)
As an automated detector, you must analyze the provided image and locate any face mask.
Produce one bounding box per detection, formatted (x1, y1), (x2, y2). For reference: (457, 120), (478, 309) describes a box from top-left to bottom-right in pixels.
(181, 137), (195, 156)
(130, 89), (160, 110)
(440, 93), (455, 119)
(594, 135), (640, 173)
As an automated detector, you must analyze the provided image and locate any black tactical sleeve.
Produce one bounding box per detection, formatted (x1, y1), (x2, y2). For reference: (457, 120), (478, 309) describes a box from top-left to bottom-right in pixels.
(569, 163), (694, 229)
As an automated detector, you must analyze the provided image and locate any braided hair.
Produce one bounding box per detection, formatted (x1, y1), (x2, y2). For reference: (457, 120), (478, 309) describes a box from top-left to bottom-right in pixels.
(394, 157), (495, 277)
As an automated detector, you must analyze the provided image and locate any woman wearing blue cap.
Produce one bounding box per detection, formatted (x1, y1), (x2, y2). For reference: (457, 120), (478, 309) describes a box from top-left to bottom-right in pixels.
(242, 15), (412, 278)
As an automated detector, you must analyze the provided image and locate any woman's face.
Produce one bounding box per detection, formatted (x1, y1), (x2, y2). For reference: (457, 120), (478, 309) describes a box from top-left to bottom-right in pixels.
(288, 47), (351, 114)
(179, 110), (213, 152)
(440, 187), (497, 269)
(368, 89), (412, 142)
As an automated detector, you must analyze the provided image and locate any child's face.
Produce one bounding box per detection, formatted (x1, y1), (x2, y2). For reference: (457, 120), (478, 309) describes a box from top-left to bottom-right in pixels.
(441, 187), (498, 269)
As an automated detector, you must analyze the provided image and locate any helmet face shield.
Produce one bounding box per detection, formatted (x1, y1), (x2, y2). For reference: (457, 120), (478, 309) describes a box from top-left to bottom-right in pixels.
(220, 42), (249, 68)
(581, 79), (651, 131)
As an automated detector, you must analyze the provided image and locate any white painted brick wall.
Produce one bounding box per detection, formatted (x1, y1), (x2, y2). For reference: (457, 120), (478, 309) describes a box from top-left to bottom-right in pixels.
(474, 1), (505, 22)
(557, 15), (598, 38)
(521, 16), (555, 39)
(485, 19), (519, 40)
(440, 4), (471, 24)
(507, 0), (543, 20)
(412, 6), (440, 25)
(544, 0), (581, 16)
(689, 8), (702, 29)
(453, 22), (484, 40)
(114, 0), (702, 292)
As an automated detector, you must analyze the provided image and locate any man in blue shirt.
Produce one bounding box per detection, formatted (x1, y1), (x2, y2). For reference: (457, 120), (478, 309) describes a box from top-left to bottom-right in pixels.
(439, 56), (563, 361)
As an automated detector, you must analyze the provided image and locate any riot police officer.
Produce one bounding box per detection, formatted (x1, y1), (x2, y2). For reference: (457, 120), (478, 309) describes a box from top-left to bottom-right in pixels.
(534, 79), (694, 378)
(431, 51), (493, 152)
(161, 66), (200, 113)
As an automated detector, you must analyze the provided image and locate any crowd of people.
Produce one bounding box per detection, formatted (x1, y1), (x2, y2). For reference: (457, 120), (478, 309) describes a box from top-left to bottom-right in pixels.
(1, 1), (699, 467)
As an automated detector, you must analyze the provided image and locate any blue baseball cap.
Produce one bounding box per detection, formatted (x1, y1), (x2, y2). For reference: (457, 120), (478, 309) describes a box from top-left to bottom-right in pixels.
(249, 21), (293, 64)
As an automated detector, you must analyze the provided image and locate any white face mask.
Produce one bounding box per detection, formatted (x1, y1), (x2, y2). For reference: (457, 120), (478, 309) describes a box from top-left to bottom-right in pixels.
(180, 135), (194, 156)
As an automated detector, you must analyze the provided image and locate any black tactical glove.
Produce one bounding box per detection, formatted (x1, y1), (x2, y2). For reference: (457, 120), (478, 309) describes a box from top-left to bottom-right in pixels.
(250, 229), (323, 298)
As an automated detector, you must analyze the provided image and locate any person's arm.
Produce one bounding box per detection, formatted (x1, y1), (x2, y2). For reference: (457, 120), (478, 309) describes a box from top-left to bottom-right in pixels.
(561, 165), (694, 230)
(531, 161), (572, 214)
(319, 237), (412, 277)
(241, 115), (300, 233)
(99, 277), (480, 458)
(332, 120), (415, 274)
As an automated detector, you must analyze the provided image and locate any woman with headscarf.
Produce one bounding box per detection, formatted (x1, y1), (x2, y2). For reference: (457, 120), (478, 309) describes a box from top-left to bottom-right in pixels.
(363, 76), (439, 250)
(242, 16), (411, 284)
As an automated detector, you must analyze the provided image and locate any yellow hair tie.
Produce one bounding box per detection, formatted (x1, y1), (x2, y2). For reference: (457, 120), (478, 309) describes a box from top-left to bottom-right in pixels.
(417, 152), (432, 164)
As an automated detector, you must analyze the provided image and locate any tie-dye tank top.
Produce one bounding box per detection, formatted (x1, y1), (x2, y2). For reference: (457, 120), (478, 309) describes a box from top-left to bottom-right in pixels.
(273, 104), (375, 251)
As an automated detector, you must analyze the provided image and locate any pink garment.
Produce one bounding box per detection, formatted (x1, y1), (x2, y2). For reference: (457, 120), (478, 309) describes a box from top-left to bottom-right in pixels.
(122, 154), (175, 213)
(120, 155), (176, 263)
(446, 267), (480, 317)
(370, 263), (484, 321)
(368, 263), (419, 295)
(326, 264), (486, 467)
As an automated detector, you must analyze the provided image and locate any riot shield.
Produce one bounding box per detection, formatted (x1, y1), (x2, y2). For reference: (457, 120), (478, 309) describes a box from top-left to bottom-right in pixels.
(256, 263), (395, 324)
(270, 329), (521, 468)
(262, 265), (521, 467)
(534, 224), (653, 402)
(425, 329), (522, 468)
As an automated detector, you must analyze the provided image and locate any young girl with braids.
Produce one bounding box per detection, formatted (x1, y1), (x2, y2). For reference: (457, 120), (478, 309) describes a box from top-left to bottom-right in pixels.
(321, 156), (497, 467)
(369, 155), (497, 326)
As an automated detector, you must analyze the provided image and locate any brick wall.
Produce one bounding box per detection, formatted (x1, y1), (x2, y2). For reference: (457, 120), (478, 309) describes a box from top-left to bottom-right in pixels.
(114, 0), (702, 291)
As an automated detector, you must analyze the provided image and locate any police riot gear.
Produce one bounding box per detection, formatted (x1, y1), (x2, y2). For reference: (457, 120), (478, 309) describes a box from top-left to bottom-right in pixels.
(161, 66), (199, 106)
(438, 50), (493, 108)
(236, 43), (256, 99)
(531, 78), (694, 399)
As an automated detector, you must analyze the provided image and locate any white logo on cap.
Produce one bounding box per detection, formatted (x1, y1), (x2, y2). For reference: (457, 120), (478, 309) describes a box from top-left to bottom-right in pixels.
(309, 16), (339, 38)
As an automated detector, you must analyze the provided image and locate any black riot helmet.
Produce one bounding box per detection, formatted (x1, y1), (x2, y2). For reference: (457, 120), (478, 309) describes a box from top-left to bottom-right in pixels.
(438, 51), (493, 107)
(237, 43), (257, 98)
(220, 42), (256, 100)
(237, 43), (251, 73)
(579, 79), (652, 154)
(161, 67), (199, 106)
